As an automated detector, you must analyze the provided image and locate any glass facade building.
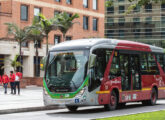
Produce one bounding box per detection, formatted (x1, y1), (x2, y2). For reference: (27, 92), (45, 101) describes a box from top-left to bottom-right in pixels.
(105, 0), (165, 47)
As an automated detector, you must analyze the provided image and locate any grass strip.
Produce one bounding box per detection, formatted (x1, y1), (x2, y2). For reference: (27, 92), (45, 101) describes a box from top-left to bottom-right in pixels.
(96, 110), (165, 120)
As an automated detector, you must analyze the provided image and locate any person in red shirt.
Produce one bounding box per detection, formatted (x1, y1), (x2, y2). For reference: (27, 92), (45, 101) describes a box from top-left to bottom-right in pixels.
(0, 75), (2, 85)
(9, 71), (15, 94)
(14, 70), (22, 95)
(2, 72), (9, 94)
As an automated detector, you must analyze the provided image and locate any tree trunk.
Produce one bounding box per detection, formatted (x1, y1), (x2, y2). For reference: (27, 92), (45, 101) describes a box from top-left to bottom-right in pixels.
(35, 40), (39, 77)
(63, 33), (66, 42)
(46, 35), (48, 55)
(19, 42), (22, 72)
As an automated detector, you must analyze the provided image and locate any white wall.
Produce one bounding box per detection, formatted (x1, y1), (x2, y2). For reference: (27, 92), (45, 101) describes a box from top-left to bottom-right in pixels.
(0, 40), (53, 77)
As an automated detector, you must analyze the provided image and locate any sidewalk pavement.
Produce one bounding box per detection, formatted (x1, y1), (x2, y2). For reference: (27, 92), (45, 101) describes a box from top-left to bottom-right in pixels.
(0, 85), (60, 114)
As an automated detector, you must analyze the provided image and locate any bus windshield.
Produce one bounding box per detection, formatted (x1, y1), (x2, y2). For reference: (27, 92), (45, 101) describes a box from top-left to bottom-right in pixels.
(46, 50), (89, 92)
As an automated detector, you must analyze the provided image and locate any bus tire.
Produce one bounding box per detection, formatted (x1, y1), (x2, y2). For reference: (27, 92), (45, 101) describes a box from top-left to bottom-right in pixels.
(66, 106), (78, 112)
(142, 88), (157, 106)
(104, 90), (117, 111)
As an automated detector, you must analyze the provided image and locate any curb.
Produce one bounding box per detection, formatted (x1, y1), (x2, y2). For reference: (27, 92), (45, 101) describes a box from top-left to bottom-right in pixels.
(0, 106), (64, 115)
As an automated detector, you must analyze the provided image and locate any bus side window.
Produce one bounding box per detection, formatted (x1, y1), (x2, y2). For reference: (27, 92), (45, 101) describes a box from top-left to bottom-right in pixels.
(109, 51), (120, 79)
(156, 54), (164, 72)
(140, 54), (148, 74)
(164, 55), (165, 72)
(148, 54), (159, 75)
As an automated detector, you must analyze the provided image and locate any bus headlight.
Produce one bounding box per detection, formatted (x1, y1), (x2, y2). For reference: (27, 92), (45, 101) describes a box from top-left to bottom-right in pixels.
(76, 88), (85, 97)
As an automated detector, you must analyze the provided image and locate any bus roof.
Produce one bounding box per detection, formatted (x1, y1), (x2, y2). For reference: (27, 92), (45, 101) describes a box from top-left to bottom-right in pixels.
(50, 38), (164, 53)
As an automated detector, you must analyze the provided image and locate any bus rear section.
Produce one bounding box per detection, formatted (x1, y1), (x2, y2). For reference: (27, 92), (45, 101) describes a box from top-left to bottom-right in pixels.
(96, 41), (165, 110)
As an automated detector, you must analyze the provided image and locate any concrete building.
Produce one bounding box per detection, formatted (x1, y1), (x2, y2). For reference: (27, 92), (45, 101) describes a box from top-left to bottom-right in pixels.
(0, 0), (105, 77)
(105, 0), (165, 47)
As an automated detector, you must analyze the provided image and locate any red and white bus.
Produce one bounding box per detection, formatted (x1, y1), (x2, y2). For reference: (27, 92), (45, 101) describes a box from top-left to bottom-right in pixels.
(43, 38), (165, 111)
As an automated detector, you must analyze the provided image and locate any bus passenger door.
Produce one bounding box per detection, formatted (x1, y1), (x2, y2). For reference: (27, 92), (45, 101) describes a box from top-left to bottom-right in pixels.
(120, 54), (141, 91)
(130, 55), (141, 90)
(120, 54), (131, 91)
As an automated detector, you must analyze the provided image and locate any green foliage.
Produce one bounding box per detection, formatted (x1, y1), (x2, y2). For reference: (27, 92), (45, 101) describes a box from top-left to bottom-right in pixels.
(5, 23), (28, 43)
(105, 0), (113, 7)
(26, 18), (45, 43)
(54, 12), (79, 41)
(39, 13), (57, 35)
(3, 55), (23, 72)
(38, 14), (57, 54)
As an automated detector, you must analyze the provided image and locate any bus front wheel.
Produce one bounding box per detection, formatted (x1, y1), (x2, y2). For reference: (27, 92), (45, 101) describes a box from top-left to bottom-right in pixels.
(104, 91), (117, 111)
(142, 88), (157, 106)
(66, 106), (78, 112)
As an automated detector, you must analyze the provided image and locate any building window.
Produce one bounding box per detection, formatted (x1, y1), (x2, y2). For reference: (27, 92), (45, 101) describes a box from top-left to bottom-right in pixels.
(22, 41), (28, 47)
(145, 29), (152, 37)
(55, 0), (61, 2)
(66, 36), (72, 41)
(161, 28), (165, 38)
(54, 35), (61, 44)
(93, 0), (98, 10)
(145, 4), (152, 12)
(0, 3), (1, 12)
(34, 7), (41, 20)
(133, 17), (140, 25)
(21, 5), (28, 21)
(34, 41), (41, 48)
(133, 29), (140, 38)
(118, 17), (125, 26)
(162, 4), (165, 10)
(106, 30), (114, 38)
(119, 30), (125, 38)
(107, 6), (114, 14)
(83, 0), (88, 8)
(34, 57), (41, 77)
(133, 5), (140, 12)
(54, 11), (61, 16)
(66, 0), (72, 4)
(161, 15), (165, 24)
(145, 17), (152, 25)
(93, 18), (98, 31)
(118, 0), (124, 2)
(107, 17), (114, 26)
(119, 6), (125, 13)
(67, 13), (72, 17)
(83, 16), (89, 30)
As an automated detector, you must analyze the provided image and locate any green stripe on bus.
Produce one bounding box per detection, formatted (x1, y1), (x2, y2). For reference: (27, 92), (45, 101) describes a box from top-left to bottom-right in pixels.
(43, 76), (89, 99)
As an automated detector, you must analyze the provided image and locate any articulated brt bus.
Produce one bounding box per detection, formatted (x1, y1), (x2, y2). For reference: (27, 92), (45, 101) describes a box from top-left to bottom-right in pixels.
(43, 38), (165, 111)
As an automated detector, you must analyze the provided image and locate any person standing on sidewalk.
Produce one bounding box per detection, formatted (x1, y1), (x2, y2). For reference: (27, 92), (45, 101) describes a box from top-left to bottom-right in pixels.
(9, 71), (15, 94)
(0, 75), (2, 83)
(0, 75), (2, 86)
(14, 70), (22, 95)
(2, 72), (9, 94)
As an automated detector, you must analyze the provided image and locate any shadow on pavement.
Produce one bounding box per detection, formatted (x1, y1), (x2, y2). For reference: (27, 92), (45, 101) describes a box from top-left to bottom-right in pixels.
(47, 102), (161, 116)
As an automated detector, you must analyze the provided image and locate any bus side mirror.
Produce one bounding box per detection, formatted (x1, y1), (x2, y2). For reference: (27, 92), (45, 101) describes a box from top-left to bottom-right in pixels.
(89, 54), (97, 69)
(88, 54), (97, 92)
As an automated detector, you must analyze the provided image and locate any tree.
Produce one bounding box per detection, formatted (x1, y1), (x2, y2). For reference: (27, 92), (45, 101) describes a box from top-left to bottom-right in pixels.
(106, 0), (165, 14)
(39, 14), (57, 55)
(54, 12), (79, 41)
(26, 18), (45, 77)
(1, 55), (23, 72)
(5, 23), (29, 72)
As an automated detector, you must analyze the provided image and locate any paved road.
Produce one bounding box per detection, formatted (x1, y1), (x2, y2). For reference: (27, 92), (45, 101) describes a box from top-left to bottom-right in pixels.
(0, 100), (165, 120)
